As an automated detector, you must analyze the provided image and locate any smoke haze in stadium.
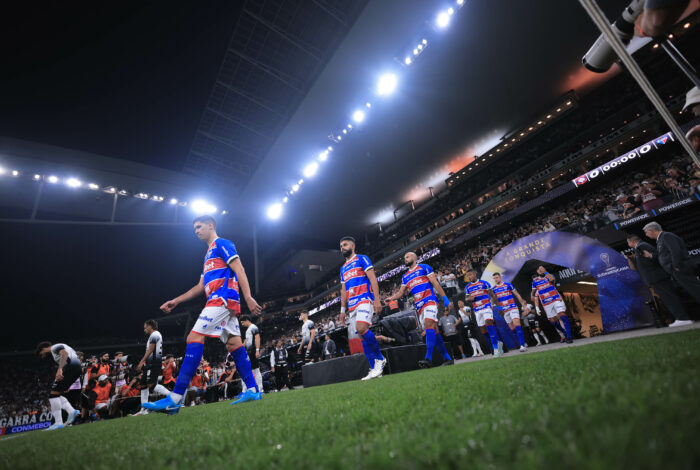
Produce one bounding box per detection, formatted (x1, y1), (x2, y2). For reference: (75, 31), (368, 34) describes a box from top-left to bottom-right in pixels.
(0, 0), (634, 350)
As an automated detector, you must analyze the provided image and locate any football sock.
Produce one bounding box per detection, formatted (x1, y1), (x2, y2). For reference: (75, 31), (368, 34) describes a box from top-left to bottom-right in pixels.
(560, 316), (572, 339)
(486, 325), (499, 353)
(361, 329), (384, 362)
(153, 384), (170, 396)
(230, 345), (258, 393)
(434, 332), (452, 360)
(172, 341), (204, 401)
(514, 325), (526, 347)
(49, 397), (63, 426)
(424, 328), (436, 361)
(59, 396), (75, 414)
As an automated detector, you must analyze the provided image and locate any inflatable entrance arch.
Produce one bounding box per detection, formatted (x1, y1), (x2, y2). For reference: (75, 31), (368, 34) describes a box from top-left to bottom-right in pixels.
(481, 231), (653, 332)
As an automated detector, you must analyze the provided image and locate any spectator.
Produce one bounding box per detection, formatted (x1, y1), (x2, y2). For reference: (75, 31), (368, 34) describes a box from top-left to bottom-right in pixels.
(438, 312), (466, 359)
(321, 334), (337, 360)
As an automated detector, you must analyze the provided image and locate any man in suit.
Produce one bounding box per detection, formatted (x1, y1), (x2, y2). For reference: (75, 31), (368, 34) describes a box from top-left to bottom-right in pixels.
(626, 234), (691, 327)
(321, 334), (337, 360)
(643, 222), (700, 308)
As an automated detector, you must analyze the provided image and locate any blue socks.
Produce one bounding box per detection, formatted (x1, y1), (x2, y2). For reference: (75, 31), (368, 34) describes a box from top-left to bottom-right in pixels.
(425, 328), (436, 361)
(486, 325), (499, 353)
(434, 332), (452, 360)
(173, 342), (204, 396)
(361, 330), (384, 367)
(553, 320), (566, 336)
(560, 316), (572, 339)
(514, 325), (526, 347)
(229, 345), (258, 392)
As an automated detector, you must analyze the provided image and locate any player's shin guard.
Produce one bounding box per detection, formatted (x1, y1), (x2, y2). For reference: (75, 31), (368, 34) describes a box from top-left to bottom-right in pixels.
(486, 325), (499, 353)
(361, 329), (384, 362)
(434, 332), (452, 360)
(424, 328), (436, 361)
(172, 341), (204, 401)
(560, 316), (572, 339)
(230, 345), (258, 393)
(514, 325), (526, 347)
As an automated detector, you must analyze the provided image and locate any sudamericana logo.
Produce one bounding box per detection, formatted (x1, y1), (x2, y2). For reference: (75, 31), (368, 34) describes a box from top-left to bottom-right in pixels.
(573, 175), (589, 186)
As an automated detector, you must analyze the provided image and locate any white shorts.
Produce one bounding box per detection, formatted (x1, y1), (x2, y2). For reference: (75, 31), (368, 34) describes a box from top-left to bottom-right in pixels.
(95, 403), (108, 410)
(475, 308), (494, 327)
(419, 303), (439, 326)
(502, 308), (521, 324)
(192, 305), (238, 339)
(351, 301), (374, 325)
(543, 300), (566, 319)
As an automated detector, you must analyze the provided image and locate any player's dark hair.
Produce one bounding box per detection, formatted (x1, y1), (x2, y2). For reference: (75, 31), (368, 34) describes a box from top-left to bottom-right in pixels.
(532, 273), (539, 278)
(492, 272), (501, 276)
(144, 319), (158, 330)
(35, 341), (51, 356)
(193, 215), (216, 227)
(339, 236), (355, 244)
(626, 234), (641, 242)
(240, 315), (251, 323)
(115, 351), (123, 356)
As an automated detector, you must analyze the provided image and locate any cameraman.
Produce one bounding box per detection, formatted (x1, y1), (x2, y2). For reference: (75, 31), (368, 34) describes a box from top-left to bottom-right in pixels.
(185, 366), (208, 406)
(161, 354), (178, 391)
(626, 234), (691, 326)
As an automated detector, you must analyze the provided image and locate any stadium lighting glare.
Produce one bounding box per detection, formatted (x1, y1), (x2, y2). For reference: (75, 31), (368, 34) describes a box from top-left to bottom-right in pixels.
(11, 170), (19, 177)
(319, 151), (328, 162)
(221, 210), (228, 215)
(365, 102), (371, 108)
(0, 167), (5, 175)
(457, 0), (465, 5)
(298, 179), (304, 185)
(47, 175), (59, 184)
(292, 184), (299, 192)
(417, 44), (423, 51)
(436, 11), (450, 28)
(342, 129), (347, 134)
(422, 38), (428, 45)
(352, 109), (366, 123)
(413, 48), (419, 55)
(66, 178), (82, 188)
(170, 198), (178, 204)
(88, 183), (99, 190)
(347, 124), (352, 129)
(119, 190), (128, 196)
(33, 174), (41, 180)
(404, 56), (412, 65)
(684, 22), (690, 29)
(283, 196), (288, 203)
(448, 7), (455, 15)
(303, 162), (319, 178)
(328, 146), (333, 151)
(337, 135), (342, 141)
(266, 202), (283, 220)
(191, 199), (217, 214)
(377, 73), (398, 95)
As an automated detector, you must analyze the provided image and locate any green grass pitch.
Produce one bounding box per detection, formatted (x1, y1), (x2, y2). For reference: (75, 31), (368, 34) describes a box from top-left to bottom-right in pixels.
(2, 329), (700, 470)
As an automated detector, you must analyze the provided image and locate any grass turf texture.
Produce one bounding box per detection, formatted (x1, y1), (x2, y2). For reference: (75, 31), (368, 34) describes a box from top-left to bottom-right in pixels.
(2, 330), (700, 470)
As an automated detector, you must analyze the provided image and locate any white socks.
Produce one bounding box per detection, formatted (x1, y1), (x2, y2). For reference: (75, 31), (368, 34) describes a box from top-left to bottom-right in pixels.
(170, 392), (183, 403)
(140, 388), (149, 405)
(253, 368), (263, 393)
(153, 384), (170, 396)
(59, 396), (75, 414)
(49, 397), (63, 426)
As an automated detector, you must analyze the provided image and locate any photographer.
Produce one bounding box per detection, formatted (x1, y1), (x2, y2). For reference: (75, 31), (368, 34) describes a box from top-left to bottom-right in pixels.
(110, 371), (142, 417)
(185, 366), (208, 407)
(161, 355), (178, 391)
(217, 365), (239, 400)
(93, 374), (113, 420)
(626, 234), (691, 326)
(89, 353), (110, 381)
(112, 352), (127, 394)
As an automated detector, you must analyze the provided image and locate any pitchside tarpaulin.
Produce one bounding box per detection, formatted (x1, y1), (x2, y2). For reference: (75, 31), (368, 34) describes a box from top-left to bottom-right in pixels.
(482, 232), (654, 332)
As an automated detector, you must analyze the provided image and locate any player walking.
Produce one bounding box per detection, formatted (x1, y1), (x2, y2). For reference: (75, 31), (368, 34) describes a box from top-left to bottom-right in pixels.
(132, 319), (172, 415)
(384, 252), (453, 368)
(464, 269), (502, 357)
(491, 273), (530, 352)
(531, 266), (572, 343)
(339, 236), (386, 380)
(144, 215), (262, 415)
(36, 341), (81, 430)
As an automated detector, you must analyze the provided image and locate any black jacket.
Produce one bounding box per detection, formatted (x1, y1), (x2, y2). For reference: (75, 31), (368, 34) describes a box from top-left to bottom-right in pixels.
(656, 231), (691, 274)
(632, 241), (670, 285)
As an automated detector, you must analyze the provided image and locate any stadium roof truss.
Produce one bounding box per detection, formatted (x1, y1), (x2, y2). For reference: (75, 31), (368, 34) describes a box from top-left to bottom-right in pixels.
(184, 0), (368, 193)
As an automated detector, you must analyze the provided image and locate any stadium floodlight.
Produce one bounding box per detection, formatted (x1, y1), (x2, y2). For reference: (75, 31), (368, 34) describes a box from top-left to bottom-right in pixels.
(283, 196), (289, 203)
(422, 38), (428, 45)
(47, 175), (59, 184)
(0, 167), (5, 175)
(377, 73), (398, 95)
(457, 0), (464, 5)
(404, 56), (412, 65)
(347, 124), (352, 129)
(436, 11), (450, 28)
(353, 109), (366, 123)
(342, 129), (347, 134)
(303, 162), (319, 178)
(298, 179), (304, 185)
(191, 199), (217, 214)
(119, 190), (128, 196)
(11, 170), (19, 177)
(292, 184), (300, 192)
(266, 202), (283, 220)
(66, 178), (82, 188)
(319, 151), (328, 162)
(417, 44), (423, 51)
(413, 48), (419, 55)
(221, 210), (228, 215)
(337, 135), (342, 141)
(88, 183), (99, 190)
(33, 174), (41, 180)
(448, 7), (455, 15)
(170, 198), (178, 204)
(328, 145), (333, 151)
(365, 102), (371, 108)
